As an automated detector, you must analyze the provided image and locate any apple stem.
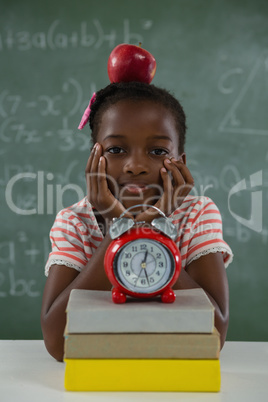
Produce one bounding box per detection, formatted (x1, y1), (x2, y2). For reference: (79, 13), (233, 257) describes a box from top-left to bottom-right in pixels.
(139, 42), (142, 47)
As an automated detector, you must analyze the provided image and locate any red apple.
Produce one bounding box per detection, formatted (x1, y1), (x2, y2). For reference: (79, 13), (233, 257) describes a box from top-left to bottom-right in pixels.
(107, 43), (156, 84)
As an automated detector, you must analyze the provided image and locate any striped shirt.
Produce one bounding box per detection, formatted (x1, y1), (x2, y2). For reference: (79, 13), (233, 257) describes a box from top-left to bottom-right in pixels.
(45, 196), (233, 276)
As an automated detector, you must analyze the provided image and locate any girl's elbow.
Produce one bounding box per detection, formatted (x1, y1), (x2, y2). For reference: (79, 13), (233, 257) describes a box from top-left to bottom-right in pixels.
(43, 334), (64, 362)
(218, 309), (229, 350)
(41, 315), (64, 362)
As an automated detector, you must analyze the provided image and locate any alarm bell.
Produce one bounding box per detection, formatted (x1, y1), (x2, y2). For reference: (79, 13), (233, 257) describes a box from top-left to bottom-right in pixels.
(109, 204), (177, 241)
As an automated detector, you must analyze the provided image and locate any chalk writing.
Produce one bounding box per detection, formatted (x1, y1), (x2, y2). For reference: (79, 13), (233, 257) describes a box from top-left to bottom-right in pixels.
(0, 77), (97, 155)
(0, 164), (36, 187)
(0, 119), (89, 152)
(218, 51), (268, 136)
(0, 77), (85, 118)
(0, 234), (50, 298)
(0, 242), (15, 265)
(0, 268), (40, 297)
(0, 19), (152, 52)
(188, 161), (243, 194)
(0, 237), (44, 266)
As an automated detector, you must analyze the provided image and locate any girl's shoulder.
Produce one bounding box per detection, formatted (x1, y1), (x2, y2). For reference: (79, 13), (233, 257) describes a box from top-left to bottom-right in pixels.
(172, 195), (220, 217)
(52, 197), (97, 231)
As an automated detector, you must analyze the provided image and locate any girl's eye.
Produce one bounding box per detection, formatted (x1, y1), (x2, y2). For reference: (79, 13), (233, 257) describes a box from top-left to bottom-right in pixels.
(150, 148), (169, 156)
(107, 147), (125, 154)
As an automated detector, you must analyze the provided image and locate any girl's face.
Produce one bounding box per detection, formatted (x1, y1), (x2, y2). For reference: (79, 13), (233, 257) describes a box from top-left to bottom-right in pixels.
(96, 99), (182, 211)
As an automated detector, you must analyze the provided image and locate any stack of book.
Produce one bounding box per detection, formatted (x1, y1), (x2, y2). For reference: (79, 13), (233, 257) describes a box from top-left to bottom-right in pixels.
(64, 288), (221, 392)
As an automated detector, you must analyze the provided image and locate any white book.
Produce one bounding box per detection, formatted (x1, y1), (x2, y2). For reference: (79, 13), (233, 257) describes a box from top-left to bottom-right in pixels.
(65, 288), (215, 334)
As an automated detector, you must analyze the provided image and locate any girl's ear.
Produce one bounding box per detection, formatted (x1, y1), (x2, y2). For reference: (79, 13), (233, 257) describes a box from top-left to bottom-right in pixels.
(179, 153), (186, 164)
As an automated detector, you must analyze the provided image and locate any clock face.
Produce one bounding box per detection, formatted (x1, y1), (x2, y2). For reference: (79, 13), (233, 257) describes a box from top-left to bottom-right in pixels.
(113, 238), (175, 294)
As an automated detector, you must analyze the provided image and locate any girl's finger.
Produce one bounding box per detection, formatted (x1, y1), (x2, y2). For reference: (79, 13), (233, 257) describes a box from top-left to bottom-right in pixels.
(85, 149), (96, 201)
(163, 159), (195, 209)
(170, 159), (195, 188)
(170, 165), (194, 207)
(97, 156), (109, 194)
(175, 166), (194, 199)
(163, 158), (185, 188)
(85, 143), (97, 174)
(91, 143), (102, 173)
(89, 143), (103, 196)
(165, 159), (195, 199)
(85, 144), (98, 195)
(157, 167), (173, 215)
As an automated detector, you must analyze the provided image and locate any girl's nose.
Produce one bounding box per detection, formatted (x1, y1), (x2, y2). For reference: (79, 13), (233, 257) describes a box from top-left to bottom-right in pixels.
(123, 152), (149, 175)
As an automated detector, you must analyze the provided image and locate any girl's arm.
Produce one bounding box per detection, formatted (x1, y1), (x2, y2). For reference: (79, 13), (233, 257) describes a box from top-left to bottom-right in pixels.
(41, 145), (133, 362)
(41, 233), (113, 362)
(134, 157), (229, 348)
(173, 252), (229, 349)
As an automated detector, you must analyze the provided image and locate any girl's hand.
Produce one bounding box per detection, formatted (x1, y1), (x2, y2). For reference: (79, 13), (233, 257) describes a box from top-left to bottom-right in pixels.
(85, 143), (133, 223)
(135, 157), (194, 222)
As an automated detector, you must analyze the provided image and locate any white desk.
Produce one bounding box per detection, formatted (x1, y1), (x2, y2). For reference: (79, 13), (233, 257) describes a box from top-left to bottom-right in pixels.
(1, 340), (268, 402)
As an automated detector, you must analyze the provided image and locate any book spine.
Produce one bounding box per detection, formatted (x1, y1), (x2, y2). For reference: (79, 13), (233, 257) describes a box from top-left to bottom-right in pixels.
(64, 332), (220, 359)
(64, 358), (221, 392)
(66, 310), (214, 333)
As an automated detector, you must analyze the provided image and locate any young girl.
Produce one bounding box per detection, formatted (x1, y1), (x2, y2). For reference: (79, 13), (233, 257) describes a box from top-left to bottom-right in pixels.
(41, 82), (233, 361)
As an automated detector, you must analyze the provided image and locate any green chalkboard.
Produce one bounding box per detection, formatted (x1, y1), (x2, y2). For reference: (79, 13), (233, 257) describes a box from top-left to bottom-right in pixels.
(1, 0), (268, 341)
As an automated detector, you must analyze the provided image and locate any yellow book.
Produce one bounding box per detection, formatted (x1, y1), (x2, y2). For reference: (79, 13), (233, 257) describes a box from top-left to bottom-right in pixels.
(64, 358), (221, 392)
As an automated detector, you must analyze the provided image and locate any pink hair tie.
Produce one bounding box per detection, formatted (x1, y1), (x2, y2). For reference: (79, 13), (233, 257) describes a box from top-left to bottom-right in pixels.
(78, 92), (96, 130)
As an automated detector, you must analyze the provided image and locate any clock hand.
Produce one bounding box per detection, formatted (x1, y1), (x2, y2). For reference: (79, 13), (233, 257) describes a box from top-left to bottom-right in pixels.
(135, 265), (150, 287)
(146, 258), (155, 266)
(142, 250), (148, 264)
(135, 266), (144, 287)
(142, 251), (150, 286)
(144, 267), (150, 285)
(134, 251), (150, 287)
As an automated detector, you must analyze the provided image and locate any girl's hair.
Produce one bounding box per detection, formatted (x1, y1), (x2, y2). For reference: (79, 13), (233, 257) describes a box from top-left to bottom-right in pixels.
(89, 81), (187, 154)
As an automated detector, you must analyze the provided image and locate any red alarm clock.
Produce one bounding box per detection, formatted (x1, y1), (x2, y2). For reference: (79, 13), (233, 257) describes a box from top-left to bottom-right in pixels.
(104, 205), (181, 304)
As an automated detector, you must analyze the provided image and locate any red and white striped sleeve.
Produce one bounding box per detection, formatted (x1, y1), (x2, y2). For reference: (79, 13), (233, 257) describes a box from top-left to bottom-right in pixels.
(44, 200), (103, 276)
(172, 196), (233, 269)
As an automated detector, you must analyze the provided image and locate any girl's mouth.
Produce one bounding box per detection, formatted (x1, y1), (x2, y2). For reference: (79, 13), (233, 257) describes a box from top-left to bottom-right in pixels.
(121, 184), (149, 194)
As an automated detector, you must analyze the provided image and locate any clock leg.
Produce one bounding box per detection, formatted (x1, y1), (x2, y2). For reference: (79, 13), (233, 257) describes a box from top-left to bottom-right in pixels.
(112, 288), (127, 304)
(161, 288), (176, 303)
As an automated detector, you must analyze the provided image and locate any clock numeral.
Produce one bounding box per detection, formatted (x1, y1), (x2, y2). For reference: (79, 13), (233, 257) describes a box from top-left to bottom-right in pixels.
(140, 244), (147, 251)
(123, 262), (128, 268)
(124, 252), (132, 259)
(125, 270), (131, 276)
(141, 279), (146, 285)
(158, 262), (164, 268)
(149, 277), (155, 283)
(156, 270), (161, 276)
(132, 246), (138, 252)
(156, 253), (161, 259)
